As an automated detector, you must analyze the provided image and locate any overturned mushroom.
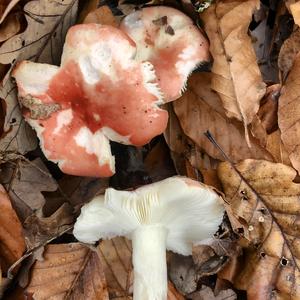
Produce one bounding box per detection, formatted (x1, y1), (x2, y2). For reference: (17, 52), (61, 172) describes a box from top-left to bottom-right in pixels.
(13, 24), (167, 177)
(120, 6), (210, 102)
(73, 176), (224, 300)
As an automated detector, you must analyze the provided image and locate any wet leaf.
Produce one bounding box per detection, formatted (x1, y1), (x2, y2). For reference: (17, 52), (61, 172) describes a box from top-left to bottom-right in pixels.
(173, 73), (273, 162)
(218, 159), (300, 299)
(278, 52), (300, 174)
(26, 243), (109, 300)
(201, 0), (266, 136)
(0, 184), (25, 274)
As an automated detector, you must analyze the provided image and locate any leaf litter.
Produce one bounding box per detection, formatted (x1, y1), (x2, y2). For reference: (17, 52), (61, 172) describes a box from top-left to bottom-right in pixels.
(1, 0), (300, 299)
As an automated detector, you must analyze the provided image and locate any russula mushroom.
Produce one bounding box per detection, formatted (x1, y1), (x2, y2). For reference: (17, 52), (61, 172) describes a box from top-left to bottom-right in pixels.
(73, 176), (224, 300)
(12, 24), (167, 177)
(120, 6), (210, 102)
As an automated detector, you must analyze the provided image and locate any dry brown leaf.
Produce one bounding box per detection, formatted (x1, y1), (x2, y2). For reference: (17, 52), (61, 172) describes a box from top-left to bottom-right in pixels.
(83, 5), (118, 27)
(265, 130), (291, 165)
(26, 243), (109, 300)
(0, 158), (57, 221)
(201, 0), (266, 134)
(0, 13), (20, 43)
(218, 159), (300, 299)
(77, 0), (99, 23)
(250, 84), (280, 148)
(0, 0), (78, 154)
(278, 28), (300, 79)
(173, 73), (273, 162)
(0, 0), (20, 24)
(144, 140), (177, 182)
(0, 184), (25, 274)
(164, 103), (221, 189)
(189, 286), (237, 300)
(278, 52), (300, 173)
(99, 237), (185, 299)
(290, 2), (300, 26)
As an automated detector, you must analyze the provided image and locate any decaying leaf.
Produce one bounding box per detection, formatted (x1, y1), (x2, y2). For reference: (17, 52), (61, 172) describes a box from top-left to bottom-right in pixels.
(278, 28), (300, 79)
(99, 237), (184, 299)
(218, 159), (300, 299)
(0, 0), (78, 154)
(173, 73), (273, 162)
(0, 184), (25, 274)
(169, 253), (198, 295)
(278, 52), (300, 174)
(23, 203), (74, 250)
(201, 0), (266, 135)
(26, 243), (109, 300)
(0, 79), (37, 155)
(0, 158), (57, 221)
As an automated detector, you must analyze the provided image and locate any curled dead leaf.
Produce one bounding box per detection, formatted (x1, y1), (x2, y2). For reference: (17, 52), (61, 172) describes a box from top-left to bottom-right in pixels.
(218, 159), (300, 299)
(201, 0), (266, 136)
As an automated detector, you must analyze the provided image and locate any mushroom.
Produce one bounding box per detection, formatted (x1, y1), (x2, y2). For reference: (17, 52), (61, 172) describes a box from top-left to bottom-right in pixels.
(120, 6), (210, 102)
(12, 24), (168, 177)
(73, 176), (224, 300)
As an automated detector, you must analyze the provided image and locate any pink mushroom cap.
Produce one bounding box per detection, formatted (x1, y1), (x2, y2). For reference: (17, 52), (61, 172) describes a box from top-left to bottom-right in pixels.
(13, 24), (168, 177)
(120, 6), (210, 102)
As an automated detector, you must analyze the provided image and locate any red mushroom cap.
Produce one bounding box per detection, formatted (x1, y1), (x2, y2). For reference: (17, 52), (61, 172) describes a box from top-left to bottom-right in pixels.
(120, 6), (210, 102)
(13, 24), (168, 177)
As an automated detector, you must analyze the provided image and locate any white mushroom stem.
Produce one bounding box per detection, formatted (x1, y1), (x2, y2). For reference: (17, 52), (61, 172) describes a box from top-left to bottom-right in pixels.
(132, 225), (168, 300)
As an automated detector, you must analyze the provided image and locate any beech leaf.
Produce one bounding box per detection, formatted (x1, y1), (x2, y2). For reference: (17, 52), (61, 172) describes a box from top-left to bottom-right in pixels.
(173, 73), (273, 162)
(201, 0), (266, 137)
(218, 159), (300, 299)
(26, 243), (109, 300)
(278, 52), (300, 174)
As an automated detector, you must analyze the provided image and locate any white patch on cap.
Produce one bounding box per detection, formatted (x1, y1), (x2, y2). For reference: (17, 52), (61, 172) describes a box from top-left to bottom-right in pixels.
(14, 62), (59, 95)
(175, 46), (198, 79)
(74, 127), (114, 169)
(141, 61), (164, 105)
(53, 109), (73, 134)
(102, 127), (130, 144)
